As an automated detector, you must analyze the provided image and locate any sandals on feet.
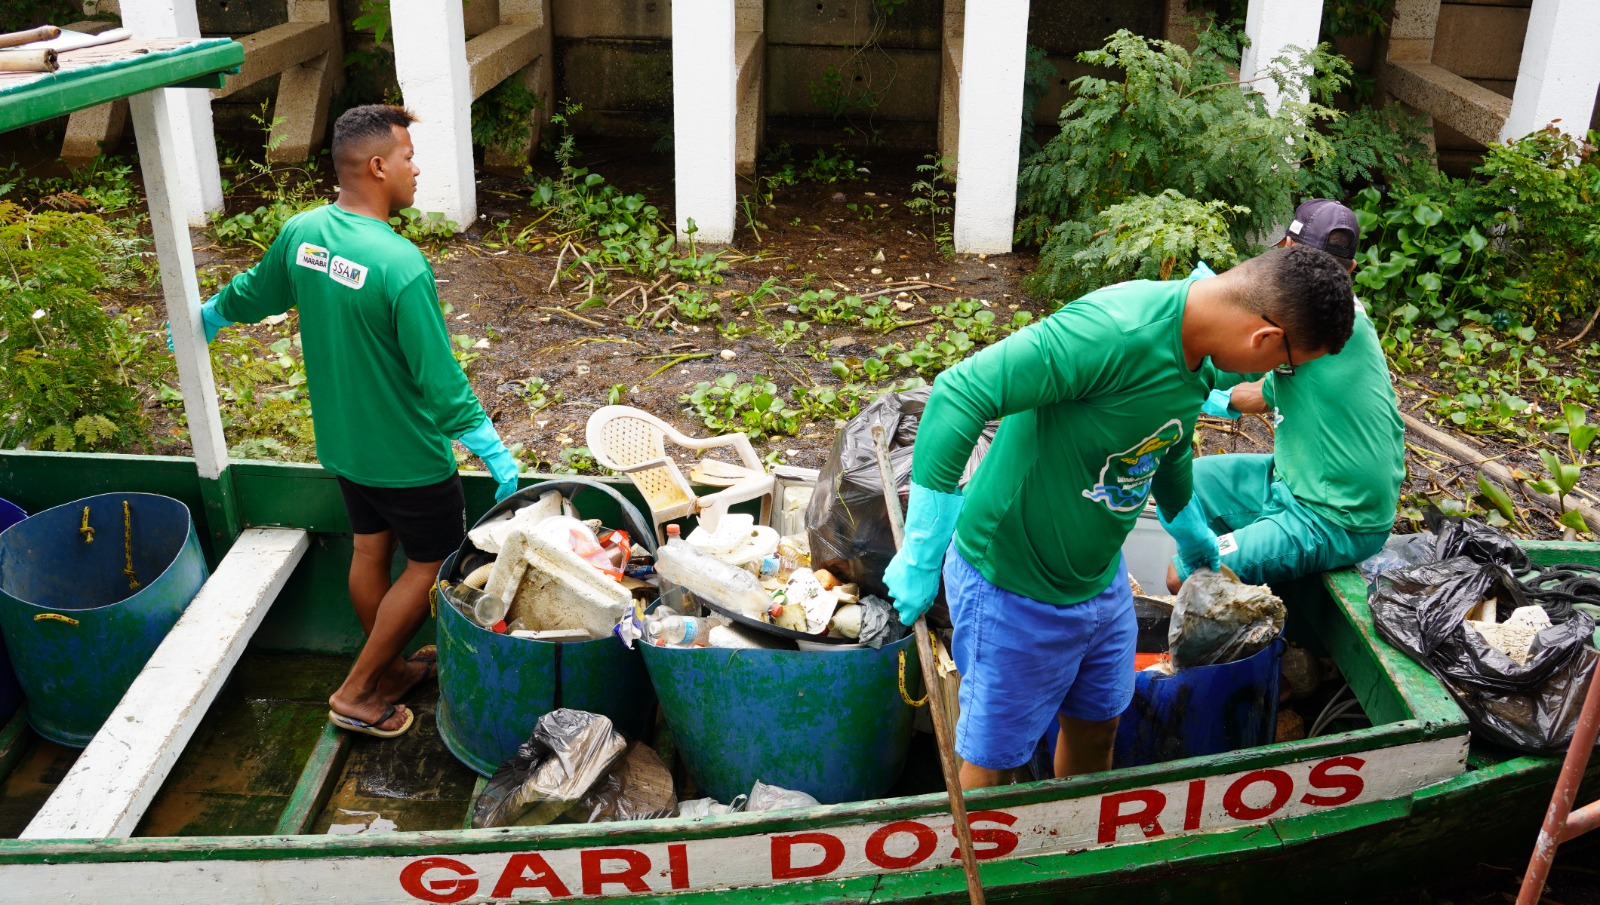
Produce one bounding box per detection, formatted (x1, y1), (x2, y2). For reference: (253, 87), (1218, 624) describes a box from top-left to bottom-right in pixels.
(328, 703), (415, 739)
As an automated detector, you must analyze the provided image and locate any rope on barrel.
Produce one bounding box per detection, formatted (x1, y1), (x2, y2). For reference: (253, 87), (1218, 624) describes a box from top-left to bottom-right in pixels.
(122, 500), (140, 590)
(79, 506), (94, 543)
(898, 649), (928, 707)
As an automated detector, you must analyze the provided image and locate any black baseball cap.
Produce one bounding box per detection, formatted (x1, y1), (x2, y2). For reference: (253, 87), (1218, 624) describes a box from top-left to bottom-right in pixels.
(1283, 199), (1360, 260)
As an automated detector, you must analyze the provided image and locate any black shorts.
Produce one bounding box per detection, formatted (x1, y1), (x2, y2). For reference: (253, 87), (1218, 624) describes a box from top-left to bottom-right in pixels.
(336, 473), (466, 563)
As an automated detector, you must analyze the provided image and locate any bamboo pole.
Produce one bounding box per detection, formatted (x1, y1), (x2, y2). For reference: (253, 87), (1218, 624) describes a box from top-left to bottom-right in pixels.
(0, 49), (58, 72)
(871, 424), (987, 905)
(0, 25), (61, 50)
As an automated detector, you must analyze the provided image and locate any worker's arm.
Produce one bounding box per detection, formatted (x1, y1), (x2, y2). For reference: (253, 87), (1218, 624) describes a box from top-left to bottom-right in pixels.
(1152, 430), (1220, 579)
(393, 271), (518, 501)
(210, 231), (294, 330)
(886, 308), (1119, 624)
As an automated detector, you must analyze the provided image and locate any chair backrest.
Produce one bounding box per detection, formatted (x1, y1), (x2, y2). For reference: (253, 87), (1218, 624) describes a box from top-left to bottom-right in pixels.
(587, 408), (695, 513)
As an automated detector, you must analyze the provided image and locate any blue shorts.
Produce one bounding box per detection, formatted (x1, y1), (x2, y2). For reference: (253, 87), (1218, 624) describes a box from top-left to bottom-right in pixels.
(943, 542), (1136, 771)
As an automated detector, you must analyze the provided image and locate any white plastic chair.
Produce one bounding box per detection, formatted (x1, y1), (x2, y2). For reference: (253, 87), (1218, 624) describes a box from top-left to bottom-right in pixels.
(585, 405), (774, 543)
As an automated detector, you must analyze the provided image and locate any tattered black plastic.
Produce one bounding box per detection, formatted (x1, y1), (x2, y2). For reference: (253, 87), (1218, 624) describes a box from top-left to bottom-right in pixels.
(804, 386), (995, 604)
(1370, 521), (1597, 754)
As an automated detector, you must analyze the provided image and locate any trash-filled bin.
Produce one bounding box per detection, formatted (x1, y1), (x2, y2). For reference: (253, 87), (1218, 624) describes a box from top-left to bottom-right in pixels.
(0, 493), (207, 746)
(642, 634), (919, 804)
(1113, 635), (1284, 768)
(436, 480), (658, 777)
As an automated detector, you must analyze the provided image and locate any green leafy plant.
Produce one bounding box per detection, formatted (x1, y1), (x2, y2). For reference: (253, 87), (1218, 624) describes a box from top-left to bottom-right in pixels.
(523, 376), (563, 413)
(1353, 185), (1514, 329)
(905, 154), (954, 256)
(1033, 191), (1244, 300)
(210, 103), (322, 250)
(799, 146), (865, 184)
(0, 204), (155, 451)
(679, 373), (801, 441)
(390, 207), (459, 244)
(472, 78), (542, 158)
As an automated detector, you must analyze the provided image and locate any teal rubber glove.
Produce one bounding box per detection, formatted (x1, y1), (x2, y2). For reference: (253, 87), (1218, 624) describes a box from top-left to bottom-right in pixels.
(1201, 387), (1241, 419)
(165, 297), (233, 350)
(883, 481), (964, 626)
(457, 416), (519, 502)
(1160, 498), (1221, 581)
(1189, 261), (1218, 279)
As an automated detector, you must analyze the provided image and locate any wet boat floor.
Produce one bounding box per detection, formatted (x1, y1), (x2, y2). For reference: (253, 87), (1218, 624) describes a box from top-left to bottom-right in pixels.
(0, 652), (482, 838)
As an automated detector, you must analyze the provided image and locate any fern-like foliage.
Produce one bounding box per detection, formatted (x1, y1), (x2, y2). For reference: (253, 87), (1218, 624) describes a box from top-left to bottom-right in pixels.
(0, 203), (149, 451)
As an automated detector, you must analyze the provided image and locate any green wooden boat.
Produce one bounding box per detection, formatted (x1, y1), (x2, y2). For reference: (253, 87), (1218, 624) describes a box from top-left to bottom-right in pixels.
(0, 448), (1594, 904)
(4, 28), (1596, 905)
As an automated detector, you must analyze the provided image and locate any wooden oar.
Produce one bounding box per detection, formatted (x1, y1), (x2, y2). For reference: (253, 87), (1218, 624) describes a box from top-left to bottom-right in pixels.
(871, 423), (987, 905)
(0, 25), (61, 50)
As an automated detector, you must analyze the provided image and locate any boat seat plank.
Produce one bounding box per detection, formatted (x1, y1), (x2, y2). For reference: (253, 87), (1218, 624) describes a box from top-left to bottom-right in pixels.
(20, 528), (310, 840)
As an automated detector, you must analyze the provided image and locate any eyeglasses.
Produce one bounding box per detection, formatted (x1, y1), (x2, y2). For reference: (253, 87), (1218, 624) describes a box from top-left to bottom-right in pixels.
(1260, 315), (1296, 376)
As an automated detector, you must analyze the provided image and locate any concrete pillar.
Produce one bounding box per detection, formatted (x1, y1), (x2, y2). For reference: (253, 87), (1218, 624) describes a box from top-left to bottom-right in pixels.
(120, 0), (223, 225)
(1239, 0), (1324, 113)
(671, 0), (737, 245)
(391, 0), (477, 228)
(1502, 0), (1600, 142)
(952, 0), (1028, 255)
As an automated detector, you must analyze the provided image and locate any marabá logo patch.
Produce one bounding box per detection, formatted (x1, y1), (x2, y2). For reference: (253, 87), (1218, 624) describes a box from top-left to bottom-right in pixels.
(330, 255), (368, 290)
(296, 243), (330, 273)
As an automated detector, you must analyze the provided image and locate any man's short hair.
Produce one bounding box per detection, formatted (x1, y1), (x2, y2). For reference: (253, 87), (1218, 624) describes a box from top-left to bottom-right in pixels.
(331, 105), (418, 166)
(1233, 244), (1356, 355)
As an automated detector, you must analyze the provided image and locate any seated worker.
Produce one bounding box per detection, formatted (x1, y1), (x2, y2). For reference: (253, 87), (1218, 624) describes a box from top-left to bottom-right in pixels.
(884, 245), (1355, 789)
(198, 105), (521, 738)
(1166, 199), (1405, 593)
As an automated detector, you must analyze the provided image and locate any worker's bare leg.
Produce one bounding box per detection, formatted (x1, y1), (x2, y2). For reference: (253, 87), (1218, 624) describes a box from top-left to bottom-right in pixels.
(347, 531), (430, 702)
(331, 551), (439, 727)
(960, 761), (1009, 790)
(1054, 714), (1119, 778)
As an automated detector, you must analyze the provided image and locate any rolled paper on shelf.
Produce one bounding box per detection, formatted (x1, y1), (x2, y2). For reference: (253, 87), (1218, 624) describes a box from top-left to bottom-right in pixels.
(0, 25), (62, 50)
(0, 49), (59, 72)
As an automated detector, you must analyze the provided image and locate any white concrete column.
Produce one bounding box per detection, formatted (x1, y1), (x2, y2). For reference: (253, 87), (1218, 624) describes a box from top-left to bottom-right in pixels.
(127, 89), (229, 480)
(120, 0), (223, 225)
(1239, 0), (1324, 113)
(951, 0), (1028, 255)
(1502, 0), (1600, 142)
(391, 0), (476, 228)
(672, 0), (738, 244)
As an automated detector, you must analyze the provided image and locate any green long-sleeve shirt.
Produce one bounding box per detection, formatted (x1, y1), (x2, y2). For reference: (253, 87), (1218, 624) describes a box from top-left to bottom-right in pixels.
(911, 278), (1207, 604)
(213, 204), (485, 487)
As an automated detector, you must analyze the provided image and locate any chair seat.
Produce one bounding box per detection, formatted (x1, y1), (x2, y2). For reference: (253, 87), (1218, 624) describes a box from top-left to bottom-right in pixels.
(689, 458), (763, 487)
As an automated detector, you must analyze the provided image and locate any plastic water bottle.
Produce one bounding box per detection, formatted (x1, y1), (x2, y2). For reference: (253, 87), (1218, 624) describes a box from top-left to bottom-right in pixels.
(643, 612), (721, 647)
(444, 583), (510, 630)
(653, 542), (774, 619)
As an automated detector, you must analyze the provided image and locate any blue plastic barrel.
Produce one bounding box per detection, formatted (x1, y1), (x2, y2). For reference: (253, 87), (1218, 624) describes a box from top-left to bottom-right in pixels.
(435, 480), (659, 777)
(0, 498), (27, 727)
(0, 493), (208, 746)
(1113, 637), (1284, 768)
(642, 635), (919, 805)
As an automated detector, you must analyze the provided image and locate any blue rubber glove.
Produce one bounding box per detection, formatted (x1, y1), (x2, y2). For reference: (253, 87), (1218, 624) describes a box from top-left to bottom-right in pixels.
(1201, 387), (1241, 419)
(165, 297), (233, 350)
(457, 416), (519, 502)
(1160, 498), (1221, 581)
(884, 481), (965, 626)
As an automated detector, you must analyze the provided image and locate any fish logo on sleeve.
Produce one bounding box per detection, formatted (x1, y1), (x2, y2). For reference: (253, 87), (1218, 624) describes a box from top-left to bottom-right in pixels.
(1082, 419), (1184, 512)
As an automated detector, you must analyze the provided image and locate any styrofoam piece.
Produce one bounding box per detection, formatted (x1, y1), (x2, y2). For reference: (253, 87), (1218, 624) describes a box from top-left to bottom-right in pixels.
(505, 530), (633, 638)
(468, 491), (571, 553)
(687, 513), (779, 566)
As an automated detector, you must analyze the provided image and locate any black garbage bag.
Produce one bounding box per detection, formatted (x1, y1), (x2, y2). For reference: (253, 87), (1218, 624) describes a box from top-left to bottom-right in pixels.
(1426, 509), (1530, 573)
(472, 709), (628, 828)
(806, 386), (996, 601)
(1370, 554), (1597, 754)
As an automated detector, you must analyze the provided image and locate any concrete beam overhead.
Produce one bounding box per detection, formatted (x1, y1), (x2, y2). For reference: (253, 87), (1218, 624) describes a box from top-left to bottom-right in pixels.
(1382, 59), (1512, 146)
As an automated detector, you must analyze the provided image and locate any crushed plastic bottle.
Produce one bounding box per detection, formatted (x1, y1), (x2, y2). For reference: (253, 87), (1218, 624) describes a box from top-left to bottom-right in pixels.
(643, 612), (724, 647)
(653, 542), (775, 621)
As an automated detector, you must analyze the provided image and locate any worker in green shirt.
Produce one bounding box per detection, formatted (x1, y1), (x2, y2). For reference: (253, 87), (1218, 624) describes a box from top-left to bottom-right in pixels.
(884, 246), (1355, 789)
(200, 106), (520, 738)
(1169, 199), (1405, 592)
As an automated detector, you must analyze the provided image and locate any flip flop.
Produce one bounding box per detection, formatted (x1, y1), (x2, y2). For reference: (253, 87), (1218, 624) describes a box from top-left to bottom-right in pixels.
(328, 704), (415, 739)
(403, 645), (439, 692)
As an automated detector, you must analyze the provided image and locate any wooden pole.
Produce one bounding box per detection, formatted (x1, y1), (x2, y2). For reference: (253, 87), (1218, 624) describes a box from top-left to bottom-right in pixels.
(0, 25), (61, 50)
(871, 424), (987, 905)
(0, 49), (57, 72)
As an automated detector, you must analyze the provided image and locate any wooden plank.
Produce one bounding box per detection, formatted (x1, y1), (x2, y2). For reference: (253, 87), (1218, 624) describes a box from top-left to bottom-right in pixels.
(0, 707), (35, 786)
(20, 528), (310, 840)
(273, 722), (351, 836)
(461, 775), (489, 830)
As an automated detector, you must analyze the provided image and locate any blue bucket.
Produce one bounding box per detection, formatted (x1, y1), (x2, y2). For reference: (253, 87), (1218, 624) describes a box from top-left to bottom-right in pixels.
(435, 479), (659, 777)
(0, 493), (208, 746)
(1113, 637), (1284, 768)
(0, 498), (27, 726)
(641, 635), (919, 805)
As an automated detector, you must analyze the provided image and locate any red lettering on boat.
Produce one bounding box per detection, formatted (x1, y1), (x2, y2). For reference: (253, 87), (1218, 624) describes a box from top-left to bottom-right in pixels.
(1183, 779), (1206, 831)
(1223, 769), (1293, 820)
(491, 853), (573, 899)
(581, 848), (653, 895)
(399, 857), (479, 904)
(865, 821), (939, 869)
(667, 842), (690, 890)
(770, 832), (847, 880)
(1301, 755), (1366, 806)
(1097, 789), (1166, 843)
(958, 810), (1020, 861)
